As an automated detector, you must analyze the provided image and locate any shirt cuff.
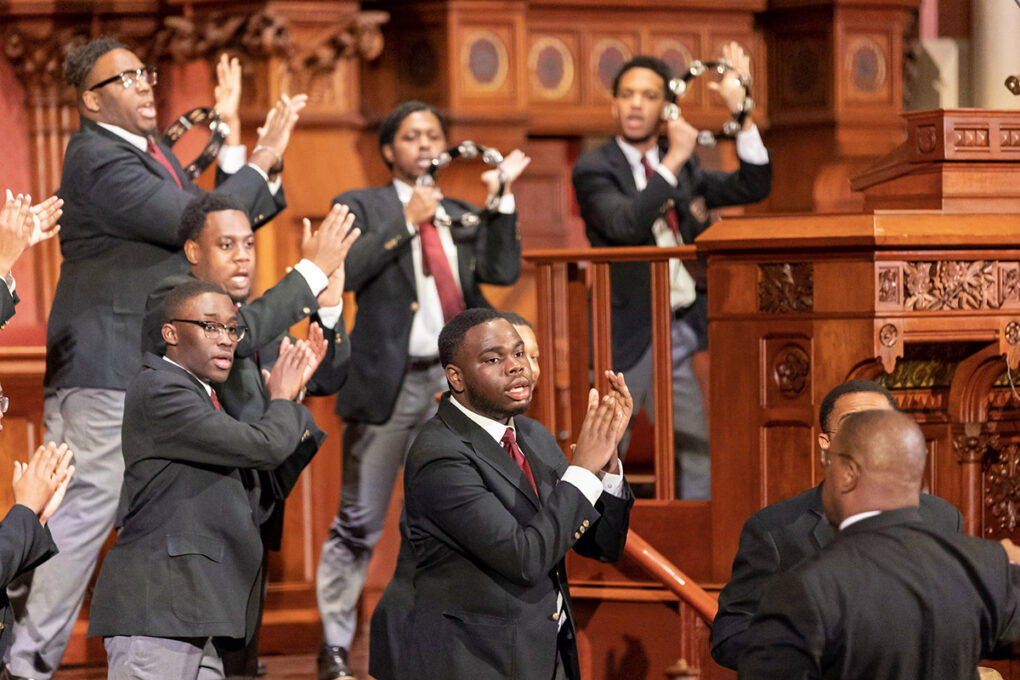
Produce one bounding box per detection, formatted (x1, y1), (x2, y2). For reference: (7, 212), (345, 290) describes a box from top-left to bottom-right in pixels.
(655, 165), (679, 187)
(497, 193), (516, 214)
(735, 125), (770, 165)
(316, 303), (343, 329)
(561, 465), (605, 507)
(246, 162), (283, 195)
(600, 460), (626, 498)
(292, 258), (329, 297)
(217, 144), (247, 174)
(4, 272), (14, 294)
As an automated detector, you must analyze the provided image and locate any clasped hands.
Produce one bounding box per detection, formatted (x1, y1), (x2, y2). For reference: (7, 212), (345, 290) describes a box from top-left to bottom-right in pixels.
(572, 371), (633, 477)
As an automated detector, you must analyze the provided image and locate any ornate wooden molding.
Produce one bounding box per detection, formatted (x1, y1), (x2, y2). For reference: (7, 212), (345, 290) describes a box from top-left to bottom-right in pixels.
(983, 439), (1020, 537)
(771, 344), (809, 398)
(758, 263), (813, 313)
(876, 260), (1020, 311)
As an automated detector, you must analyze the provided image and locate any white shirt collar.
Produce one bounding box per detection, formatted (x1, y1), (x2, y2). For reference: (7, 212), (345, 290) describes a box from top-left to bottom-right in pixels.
(838, 510), (882, 531)
(162, 356), (214, 397)
(97, 122), (149, 152)
(615, 136), (658, 171)
(448, 393), (515, 445)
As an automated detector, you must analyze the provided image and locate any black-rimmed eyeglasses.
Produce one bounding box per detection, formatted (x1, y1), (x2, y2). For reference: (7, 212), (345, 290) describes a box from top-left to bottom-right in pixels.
(89, 66), (158, 91)
(170, 319), (247, 342)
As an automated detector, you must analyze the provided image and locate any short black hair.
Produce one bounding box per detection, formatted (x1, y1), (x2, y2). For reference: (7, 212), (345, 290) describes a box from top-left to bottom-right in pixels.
(163, 280), (229, 323)
(498, 311), (532, 329)
(178, 192), (247, 244)
(65, 37), (128, 89)
(438, 308), (503, 368)
(818, 379), (897, 433)
(377, 100), (448, 164)
(612, 55), (674, 102)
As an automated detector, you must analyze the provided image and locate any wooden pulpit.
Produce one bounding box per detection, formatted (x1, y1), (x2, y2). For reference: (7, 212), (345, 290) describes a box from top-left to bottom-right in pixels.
(702, 110), (1020, 586)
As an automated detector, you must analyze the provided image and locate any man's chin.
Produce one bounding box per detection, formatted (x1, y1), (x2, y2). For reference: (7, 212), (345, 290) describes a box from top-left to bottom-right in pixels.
(621, 131), (656, 146)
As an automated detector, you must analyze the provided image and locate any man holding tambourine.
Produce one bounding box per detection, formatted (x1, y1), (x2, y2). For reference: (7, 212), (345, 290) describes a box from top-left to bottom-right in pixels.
(572, 42), (772, 501)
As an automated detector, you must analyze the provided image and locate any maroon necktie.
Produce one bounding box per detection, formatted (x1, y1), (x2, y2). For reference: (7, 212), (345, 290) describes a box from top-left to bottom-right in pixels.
(640, 156), (681, 239)
(209, 389), (221, 411)
(501, 427), (538, 496)
(147, 139), (183, 189)
(418, 220), (466, 322)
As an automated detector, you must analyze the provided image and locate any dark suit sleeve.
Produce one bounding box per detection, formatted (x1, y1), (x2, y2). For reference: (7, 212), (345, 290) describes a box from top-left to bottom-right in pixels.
(335, 191), (416, 293)
(406, 441), (602, 587)
(233, 269), (319, 358)
(0, 504), (58, 587)
(141, 370), (317, 470)
(688, 156), (772, 212)
(571, 488), (633, 563)
(572, 151), (691, 246)
(304, 318), (351, 396)
(0, 285), (16, 327)
(712, 513), (783, 669)
(737, 569), (825, 680)
(470, 210), (521, 287)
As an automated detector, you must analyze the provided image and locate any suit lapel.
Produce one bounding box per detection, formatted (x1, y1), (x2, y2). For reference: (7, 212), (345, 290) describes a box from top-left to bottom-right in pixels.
(438, 397), (541, 509)
(515, 431), (556, 505)
(604, 142), (639, 196)
(381, 185), (417, 292)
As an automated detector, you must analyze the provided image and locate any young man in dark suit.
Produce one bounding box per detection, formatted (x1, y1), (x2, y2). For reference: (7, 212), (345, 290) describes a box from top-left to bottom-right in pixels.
(7, 37), (307, 679)
(711, 379), (964, 670)
(88, 281), (324, 679)
(141, 192), (358, 679)
(401, 308), (634, 680)
(572, 47), (772, 499)
(739, 409), (1020, 679)
(315, 101), (530, 679)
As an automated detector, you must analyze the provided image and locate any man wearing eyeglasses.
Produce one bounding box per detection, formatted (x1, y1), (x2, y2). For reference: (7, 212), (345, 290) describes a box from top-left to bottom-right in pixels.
(710, 379), (963, 670)
(5, 37), (304, 680)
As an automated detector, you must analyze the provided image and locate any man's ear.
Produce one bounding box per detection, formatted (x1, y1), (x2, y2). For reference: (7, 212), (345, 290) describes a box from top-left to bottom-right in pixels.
(817, 432), (830, 453)
(81, 90), (101, 114)
(381, 144), (395, 166)
(183, 239), (201, 266)
(162, 322), (178, 347)
(445, 365), (464, 394)
(835, 456), (860, 494)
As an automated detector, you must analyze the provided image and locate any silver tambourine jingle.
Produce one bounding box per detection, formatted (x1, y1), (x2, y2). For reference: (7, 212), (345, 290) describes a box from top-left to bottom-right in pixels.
(415, 140), (508, 228)
(664, 57), (753, 146)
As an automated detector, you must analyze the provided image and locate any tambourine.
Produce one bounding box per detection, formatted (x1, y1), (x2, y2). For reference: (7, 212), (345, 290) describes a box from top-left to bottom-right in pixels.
(662, 59), (754, 146)
(160, 107), (230, 180)
(416, 141), (507, 228)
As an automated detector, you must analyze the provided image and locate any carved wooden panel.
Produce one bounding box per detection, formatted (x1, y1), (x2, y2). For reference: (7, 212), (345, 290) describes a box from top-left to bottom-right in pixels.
(762, 424), (814, 505)
(763, 336), (812, 407)
(527, 33), (579, 104)
(758, 263), (813, 313)
(876, 260), (1020, 312)
(842, 32), (891, 104)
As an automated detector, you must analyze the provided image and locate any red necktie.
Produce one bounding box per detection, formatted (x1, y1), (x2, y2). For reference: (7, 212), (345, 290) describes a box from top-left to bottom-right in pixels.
(501, 427), (538, 496)
(209, 389), (221, 411)
(147, 139), (183, 189)
(418, 220), (466, 322)
(641, 156), (681, 239)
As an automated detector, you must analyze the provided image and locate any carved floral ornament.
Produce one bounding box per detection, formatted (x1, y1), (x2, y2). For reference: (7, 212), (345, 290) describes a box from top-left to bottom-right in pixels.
(758, 263), (813, 313)
(877, 260), (1020, 311)
(983, 440), (1020, 536)
(771, 345), (810, 398)
(2, 8), (388, 91)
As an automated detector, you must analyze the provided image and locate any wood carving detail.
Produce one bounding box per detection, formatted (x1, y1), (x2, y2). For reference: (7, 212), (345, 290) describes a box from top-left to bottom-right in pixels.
(771, 345), (810, 398)
(984, 440), (1020, 536)
(878, 265), (900, 304)
(1001, 128), (1020, 148)
(758, 263), (813, 313)
(896, 260), (1020, 311)
(953, 127), (990, 149)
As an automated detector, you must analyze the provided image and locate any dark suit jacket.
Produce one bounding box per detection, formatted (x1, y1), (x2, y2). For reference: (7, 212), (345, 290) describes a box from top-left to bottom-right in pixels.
(0, 504), (57, 658)
(401, 395), (634, 680)
(0, 286), (17, 329)
(572, 140), (771, 370)
(712, 484), (964, 669)
(87, 353), (324, 641)
(142, 270), (350, 549)
(738, 507), (1020, 679)
(333, 185), (521, 424)
(46, 118), (285, 391)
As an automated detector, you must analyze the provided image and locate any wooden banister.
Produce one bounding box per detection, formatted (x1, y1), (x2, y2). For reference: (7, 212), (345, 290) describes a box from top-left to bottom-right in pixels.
(625, 529), (718, 625)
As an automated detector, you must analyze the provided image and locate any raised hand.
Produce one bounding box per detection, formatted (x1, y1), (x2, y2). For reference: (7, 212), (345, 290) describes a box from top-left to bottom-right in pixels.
(660, 113), (699, 175)
(404, 186), (440, 226)
(0, 192), (34, 275)
(12, 441), (75, 525)
(300, 203), (360, 279)
(251, 93), (309, 175)
(708, 41), (753, 122)
(213, 53), (242, 145)
(29, 194), (63, 246)
(299, 321), (329, 385)
(571, 388), (627, 474)
(481, 149), (531, 195)
(264, 337), (316, 401)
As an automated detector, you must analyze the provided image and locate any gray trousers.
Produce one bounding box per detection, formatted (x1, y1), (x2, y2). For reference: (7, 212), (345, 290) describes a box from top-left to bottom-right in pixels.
(6, 388), (126, 678)
(105, 636), (224, 680)
(622, 317), (710, 499)
(316, 363), (445, 649)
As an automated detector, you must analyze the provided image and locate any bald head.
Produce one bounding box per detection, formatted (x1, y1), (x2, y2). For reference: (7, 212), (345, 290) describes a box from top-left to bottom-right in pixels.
(821, 409), (927, 525)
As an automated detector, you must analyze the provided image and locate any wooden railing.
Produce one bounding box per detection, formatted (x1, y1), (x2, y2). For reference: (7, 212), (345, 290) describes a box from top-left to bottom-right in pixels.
(525, 245), (696, 500)
(625, 530), (718, 625)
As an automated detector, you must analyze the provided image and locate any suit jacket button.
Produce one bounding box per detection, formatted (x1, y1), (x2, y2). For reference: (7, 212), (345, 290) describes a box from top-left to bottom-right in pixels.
(257, 214), (265, 221)
(410, 302), (419, 312)
(551, 612), (559, 621)
(574, 531), (580, 539)
(582, 519), (590, 527)
(579, 525), (586, 534)
(301, 429), (310, 441)
(302, 306), (311, 315)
